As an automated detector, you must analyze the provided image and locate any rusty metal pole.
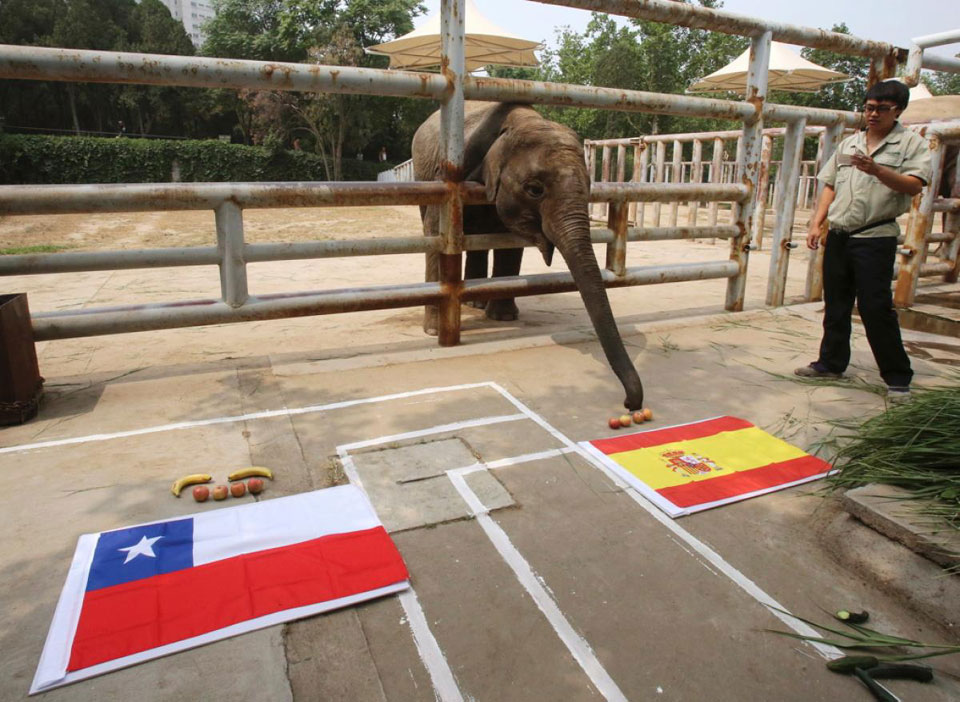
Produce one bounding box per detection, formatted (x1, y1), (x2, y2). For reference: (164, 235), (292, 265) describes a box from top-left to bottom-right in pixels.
(636, 143), (650, 226)
(214, 201), (249, 307)
(586, 142), (598, 219)
(867, 51), (899, 88)
(750, 134), (773, 250)
(601, 145), (612, 218)
(766, 118), (806, 306)
(895, 134), (944, 307)
(943, 148), (960, 283)
(438, 0), (465, 346)
(708, 137), (724, 228)
(805, 123), (844, 301)
(726, 30), (771, 312)
(653, 141), (666, 226)
(605, 202), (628, 277)
(628, 143), (642, 225)
(668, 140), (682, 227)
(689, 139), (703, 228)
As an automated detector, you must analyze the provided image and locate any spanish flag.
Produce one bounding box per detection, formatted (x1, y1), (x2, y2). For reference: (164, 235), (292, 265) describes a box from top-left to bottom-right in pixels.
(581, 416), (833, 517)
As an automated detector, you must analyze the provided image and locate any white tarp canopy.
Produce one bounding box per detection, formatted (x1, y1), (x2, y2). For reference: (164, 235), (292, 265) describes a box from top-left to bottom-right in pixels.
(366, 0), (541, 71)
(901, 83), (960, 124)
(687, 41), (849, 94)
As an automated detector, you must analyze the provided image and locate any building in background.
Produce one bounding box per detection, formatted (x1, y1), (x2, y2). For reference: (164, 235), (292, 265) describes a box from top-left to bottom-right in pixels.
(156, 0), (215, 46)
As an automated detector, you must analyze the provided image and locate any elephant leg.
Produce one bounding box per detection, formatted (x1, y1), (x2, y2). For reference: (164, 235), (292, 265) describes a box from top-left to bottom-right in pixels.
(422, 205), (440, 335)
(485, 247), (522, 321)
(464, 249), (489, 309)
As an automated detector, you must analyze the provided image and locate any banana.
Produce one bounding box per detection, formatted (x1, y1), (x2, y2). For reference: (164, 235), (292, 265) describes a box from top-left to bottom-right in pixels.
(228, 466), (274, 482)
(171, 473), (213, 497)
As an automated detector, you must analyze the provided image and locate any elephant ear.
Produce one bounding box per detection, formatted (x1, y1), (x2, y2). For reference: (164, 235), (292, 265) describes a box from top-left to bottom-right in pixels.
(475, 129), (513, 203)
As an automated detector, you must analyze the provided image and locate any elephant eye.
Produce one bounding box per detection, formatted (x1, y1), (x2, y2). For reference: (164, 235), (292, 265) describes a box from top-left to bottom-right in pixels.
(523, 181), (545, 199)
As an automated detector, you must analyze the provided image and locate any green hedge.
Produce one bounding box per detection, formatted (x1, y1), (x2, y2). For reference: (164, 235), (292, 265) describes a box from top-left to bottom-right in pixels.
(0, 134), (392, 184)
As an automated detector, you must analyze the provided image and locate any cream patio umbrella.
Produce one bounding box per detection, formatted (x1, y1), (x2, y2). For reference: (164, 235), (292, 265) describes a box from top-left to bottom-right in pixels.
(687, 41), (849, 94)
(900, 82), (960, 124)
(366, 0), (541, 71)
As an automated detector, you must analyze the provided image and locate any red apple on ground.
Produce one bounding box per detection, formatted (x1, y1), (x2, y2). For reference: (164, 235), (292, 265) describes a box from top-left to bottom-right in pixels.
(608, 417), (621, 429)
(230, 482), (247, 498)
(247, 478), (264, 494)
(192, 486), (210, 503)
(632, 411), (645, 424)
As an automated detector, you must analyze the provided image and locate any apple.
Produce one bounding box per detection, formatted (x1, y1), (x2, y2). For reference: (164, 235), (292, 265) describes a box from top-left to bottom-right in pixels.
(643, 408), (653, 421)
(632, 411), (645, 424)
(192, 486), (210, 503)
(608, 417), (621, 429)
(247, 478), (264, 495)
(619, 414), (632, 427)
(212, 485), (229, 501)
(230, 482), (247, 498)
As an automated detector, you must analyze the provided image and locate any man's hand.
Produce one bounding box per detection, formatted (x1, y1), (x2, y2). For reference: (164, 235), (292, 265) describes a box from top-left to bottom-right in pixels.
(850, 152), (879, 176)
(806, 225), (823, 250)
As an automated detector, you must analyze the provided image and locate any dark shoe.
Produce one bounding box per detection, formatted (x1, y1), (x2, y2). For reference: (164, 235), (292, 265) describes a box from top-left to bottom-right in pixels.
(794, 362), (843, 379)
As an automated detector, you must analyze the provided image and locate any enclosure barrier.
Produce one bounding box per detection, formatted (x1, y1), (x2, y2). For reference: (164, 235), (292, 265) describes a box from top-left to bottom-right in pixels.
(585, 126), (831, 250)
(0, 0), (957, 345)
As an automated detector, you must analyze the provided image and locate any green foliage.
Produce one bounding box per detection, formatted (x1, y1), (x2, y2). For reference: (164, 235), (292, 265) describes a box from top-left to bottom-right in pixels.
(0, 245), (70, 255)
(925, 70), (960, 97)
(509, 2), (748, 142)
(201, 0), (425, 178)
(0, 134), (389, 184)
(0, 0), (201, 138)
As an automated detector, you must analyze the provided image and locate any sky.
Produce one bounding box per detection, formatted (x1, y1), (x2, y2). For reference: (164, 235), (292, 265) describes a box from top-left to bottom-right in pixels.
(414, 0), (960, 62)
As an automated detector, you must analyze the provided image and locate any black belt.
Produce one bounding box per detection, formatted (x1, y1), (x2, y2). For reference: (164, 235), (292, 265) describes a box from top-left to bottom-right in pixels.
(831, 218), (897, 236)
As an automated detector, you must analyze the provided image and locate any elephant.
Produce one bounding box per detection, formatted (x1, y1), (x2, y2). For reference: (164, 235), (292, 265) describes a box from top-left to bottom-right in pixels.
(411, 101), (644, 410)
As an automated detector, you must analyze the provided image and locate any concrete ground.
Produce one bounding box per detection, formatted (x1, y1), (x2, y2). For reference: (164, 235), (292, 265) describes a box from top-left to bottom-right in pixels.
(3, 232), (960, 701)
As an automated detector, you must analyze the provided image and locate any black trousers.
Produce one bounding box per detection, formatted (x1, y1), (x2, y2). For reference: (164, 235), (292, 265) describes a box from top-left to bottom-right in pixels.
(818, 232), (912, 387)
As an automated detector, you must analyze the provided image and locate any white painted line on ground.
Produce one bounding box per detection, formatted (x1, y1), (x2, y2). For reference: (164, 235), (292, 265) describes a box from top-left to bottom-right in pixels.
(485, 447), (576, 469)
(337, 449), (465, 701)
(0, 381), (497, 455)
(447, 469), (629, 702)
(397, 589), (465, 702)
(339, 414), (525, 452)
(484, 382), (843, 660)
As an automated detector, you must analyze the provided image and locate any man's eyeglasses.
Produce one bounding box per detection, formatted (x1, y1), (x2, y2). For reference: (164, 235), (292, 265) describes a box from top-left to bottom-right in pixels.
(862, 104), (897, 114)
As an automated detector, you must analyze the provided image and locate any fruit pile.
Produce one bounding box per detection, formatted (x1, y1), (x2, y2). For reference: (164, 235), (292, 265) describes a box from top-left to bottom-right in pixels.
(608, 408), (653, 430)
(169, 467), (274, 503)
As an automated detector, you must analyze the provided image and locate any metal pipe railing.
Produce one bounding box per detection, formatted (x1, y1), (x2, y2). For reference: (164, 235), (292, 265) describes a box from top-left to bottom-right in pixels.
(0, 181), (451, 215)
(894, 123), (960, 306)
(535, 0), (904, 59)
(2, 0), (958, 347)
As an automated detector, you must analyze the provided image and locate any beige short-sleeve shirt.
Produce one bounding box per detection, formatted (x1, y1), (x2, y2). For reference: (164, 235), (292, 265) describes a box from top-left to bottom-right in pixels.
(817, 123), (931, 238)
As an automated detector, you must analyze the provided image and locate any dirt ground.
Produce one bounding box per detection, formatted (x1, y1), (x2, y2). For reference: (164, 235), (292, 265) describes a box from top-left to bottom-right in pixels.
(0, 205), (423, 252)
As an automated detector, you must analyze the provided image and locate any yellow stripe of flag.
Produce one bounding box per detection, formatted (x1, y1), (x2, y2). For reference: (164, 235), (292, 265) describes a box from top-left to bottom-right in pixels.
(609, 426), (807, 490)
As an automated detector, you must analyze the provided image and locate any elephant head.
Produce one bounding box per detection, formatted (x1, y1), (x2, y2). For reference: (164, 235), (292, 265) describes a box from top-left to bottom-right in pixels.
(476, 110), (645, 410)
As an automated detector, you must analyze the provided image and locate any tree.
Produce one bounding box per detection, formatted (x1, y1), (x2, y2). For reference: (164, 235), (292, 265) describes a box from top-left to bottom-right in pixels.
(517, 2), (745, 146)
(202, 0), (425, 178)
(0, 0), (202, 138)
(117, 0), (197, 136)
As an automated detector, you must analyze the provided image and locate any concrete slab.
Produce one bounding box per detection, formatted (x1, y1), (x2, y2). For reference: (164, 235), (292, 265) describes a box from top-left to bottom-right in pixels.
(4, 293), (960, 702)
(351, 438), (514, 532)
(843, 484), (960, 570)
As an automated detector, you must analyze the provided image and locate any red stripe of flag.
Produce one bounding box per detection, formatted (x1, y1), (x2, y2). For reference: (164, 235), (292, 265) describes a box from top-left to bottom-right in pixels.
(68, 526), (407, 671)
(590, 416), (754, 455)
(656, 454), (831, 508)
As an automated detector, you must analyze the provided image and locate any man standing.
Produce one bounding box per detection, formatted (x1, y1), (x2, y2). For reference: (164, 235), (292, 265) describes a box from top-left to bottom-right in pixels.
(796, 80), (931, 402)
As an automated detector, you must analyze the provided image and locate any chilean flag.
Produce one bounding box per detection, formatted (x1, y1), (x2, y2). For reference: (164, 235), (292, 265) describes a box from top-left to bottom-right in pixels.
(31, 485), (409, 694)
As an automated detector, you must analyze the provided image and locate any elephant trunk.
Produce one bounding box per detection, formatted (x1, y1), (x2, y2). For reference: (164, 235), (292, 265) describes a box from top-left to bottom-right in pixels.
(548, 208), (644, 410)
